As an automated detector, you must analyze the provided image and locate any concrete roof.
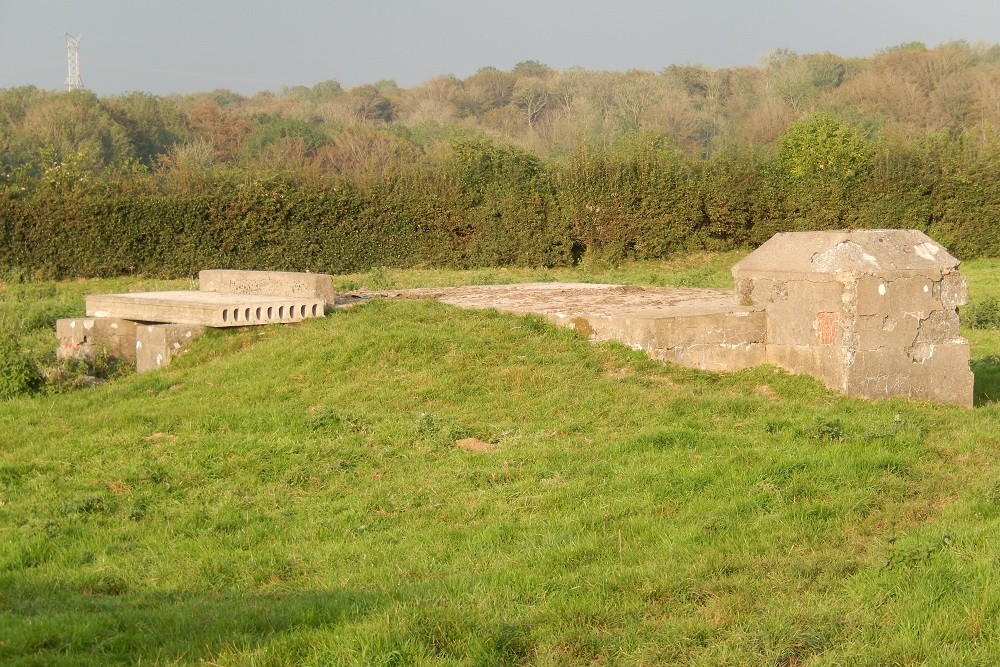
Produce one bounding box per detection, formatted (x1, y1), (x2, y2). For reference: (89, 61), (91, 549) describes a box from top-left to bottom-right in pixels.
(367, 283), (753, 319)
(732, 229), (960, 277)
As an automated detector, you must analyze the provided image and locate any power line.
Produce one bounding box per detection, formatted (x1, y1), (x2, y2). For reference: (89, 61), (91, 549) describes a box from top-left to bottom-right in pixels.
(89, 61), (287, 86)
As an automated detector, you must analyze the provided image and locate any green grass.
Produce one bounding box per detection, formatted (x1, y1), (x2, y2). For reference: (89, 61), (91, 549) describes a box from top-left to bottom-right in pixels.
(1, 257), (999, 665)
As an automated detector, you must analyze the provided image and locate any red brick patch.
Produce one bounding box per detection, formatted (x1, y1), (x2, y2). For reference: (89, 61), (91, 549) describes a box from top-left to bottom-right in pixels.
(816, 312), (839, 345)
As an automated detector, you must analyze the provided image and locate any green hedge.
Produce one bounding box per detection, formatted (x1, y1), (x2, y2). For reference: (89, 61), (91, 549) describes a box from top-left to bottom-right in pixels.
(2, 128), (1000, 279)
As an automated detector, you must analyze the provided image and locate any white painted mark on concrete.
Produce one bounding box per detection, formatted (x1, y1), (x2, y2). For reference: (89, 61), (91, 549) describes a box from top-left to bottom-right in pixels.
(914, 242), (940, 260)
(156, 354), (163, 366)
(878, 283), (887, 296)
(924, 285), (929, 292)
(136, 341), (142, 349)
(70, 321), (76, 328)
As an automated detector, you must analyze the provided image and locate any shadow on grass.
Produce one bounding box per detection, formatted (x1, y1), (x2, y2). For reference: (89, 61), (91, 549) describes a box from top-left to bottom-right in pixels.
(0, 580), (378, 665)
(972, 355), (1000, 406)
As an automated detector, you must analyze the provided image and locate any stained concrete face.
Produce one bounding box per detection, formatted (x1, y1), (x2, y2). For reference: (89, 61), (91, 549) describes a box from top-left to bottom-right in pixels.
(136, 323), (206, 372)
(198, 269), (336, 305)
(56, 317), (138, 363)
(732, 229), (973, 406)
(199, 270), (335, 305)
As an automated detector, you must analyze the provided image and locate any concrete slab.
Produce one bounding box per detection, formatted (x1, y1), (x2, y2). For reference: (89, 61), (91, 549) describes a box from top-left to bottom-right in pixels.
(86, 291), (325, 328)
(733, 229), (973, 406)
(199, 270), (335, 305)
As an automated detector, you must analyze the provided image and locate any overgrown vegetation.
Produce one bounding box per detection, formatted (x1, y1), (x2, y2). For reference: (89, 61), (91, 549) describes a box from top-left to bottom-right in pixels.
(0, 262), (999, 664)
(4, 42), (1000, 277)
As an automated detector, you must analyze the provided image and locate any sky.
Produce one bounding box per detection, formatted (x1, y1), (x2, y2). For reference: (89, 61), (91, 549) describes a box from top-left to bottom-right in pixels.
(2, 0), (1000, 97)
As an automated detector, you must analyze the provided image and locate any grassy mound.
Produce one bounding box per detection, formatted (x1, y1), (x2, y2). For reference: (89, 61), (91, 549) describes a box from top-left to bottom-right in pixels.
(0, 262), (999, 664)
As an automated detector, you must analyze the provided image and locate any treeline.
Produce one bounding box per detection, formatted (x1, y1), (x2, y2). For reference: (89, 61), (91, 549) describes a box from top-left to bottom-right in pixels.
(2, 41), (1000, 277)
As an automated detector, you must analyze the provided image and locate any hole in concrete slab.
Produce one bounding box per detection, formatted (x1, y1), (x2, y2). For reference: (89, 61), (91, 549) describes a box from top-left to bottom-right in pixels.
(311, 304), (318, 316)
(222, 309), (228, 323)
(300, 305), (306, 317)
(267, 307), (273, 320)
(234, 309), (239, 322)
(279, 306), (285, 319)
(255, 307), (261, 320)
(244, 308), (251, 321)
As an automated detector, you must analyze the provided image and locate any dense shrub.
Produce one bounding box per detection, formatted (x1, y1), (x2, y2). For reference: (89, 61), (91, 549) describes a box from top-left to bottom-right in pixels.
(0, 330), (42, 399)
(964, 296), (1000, 330)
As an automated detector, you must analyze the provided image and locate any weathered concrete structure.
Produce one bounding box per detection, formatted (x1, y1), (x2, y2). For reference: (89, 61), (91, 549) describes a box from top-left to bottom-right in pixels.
(58, 270), (332, 373)
(384, 283), (770, 372)
(375, 230), (973, 406)
(732, 230), (973, 406)
(55, 233), (974, 404)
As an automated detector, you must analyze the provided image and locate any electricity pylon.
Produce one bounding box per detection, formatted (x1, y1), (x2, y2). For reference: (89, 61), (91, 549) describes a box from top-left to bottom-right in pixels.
(65, 33), (82, 91)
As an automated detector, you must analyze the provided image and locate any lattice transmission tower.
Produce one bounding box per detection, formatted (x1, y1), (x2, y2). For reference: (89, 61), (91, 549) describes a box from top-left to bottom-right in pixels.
(65, 33), (83, 91)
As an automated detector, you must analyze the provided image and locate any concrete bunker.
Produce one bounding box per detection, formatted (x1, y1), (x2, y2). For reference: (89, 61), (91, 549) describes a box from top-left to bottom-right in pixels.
(732, 229), (973, 405)
(375, 230), (974, 406)
(56, 231), (974, 406)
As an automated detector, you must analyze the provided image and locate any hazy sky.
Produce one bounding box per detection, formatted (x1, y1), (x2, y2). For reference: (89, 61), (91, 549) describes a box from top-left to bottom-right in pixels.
(2, 0), (999, 96)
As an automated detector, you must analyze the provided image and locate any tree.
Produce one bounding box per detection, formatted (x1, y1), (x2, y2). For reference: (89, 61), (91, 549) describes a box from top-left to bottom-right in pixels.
(18, 89), (135, 168)
(105, 92), (189, 166)
(186, 98), (251, 161)
(512, 60), (553, 78)
(461, 67), (516, 115)
(243, 116), (327, 162)
(342, 84), (395, 122)
(512, 78), (550, 130)
(778, 112), (872, 181)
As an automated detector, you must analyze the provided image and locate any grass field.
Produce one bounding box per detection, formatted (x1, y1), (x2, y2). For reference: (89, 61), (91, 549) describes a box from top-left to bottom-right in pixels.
(1, 255), (999, 665)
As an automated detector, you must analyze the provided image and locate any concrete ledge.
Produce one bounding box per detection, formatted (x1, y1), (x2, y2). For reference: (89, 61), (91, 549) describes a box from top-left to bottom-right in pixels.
(86, 291), (325, 327)
(199, 269), (335, 304)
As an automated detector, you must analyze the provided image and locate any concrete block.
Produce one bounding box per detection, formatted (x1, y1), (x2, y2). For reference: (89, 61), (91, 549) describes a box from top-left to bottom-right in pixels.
(199, 269), (335, 305)
(732, 229), (960, 279)
(55, 317), (137, 363)
(136, 323), (206, 373)
(86, 291), (324, 328)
